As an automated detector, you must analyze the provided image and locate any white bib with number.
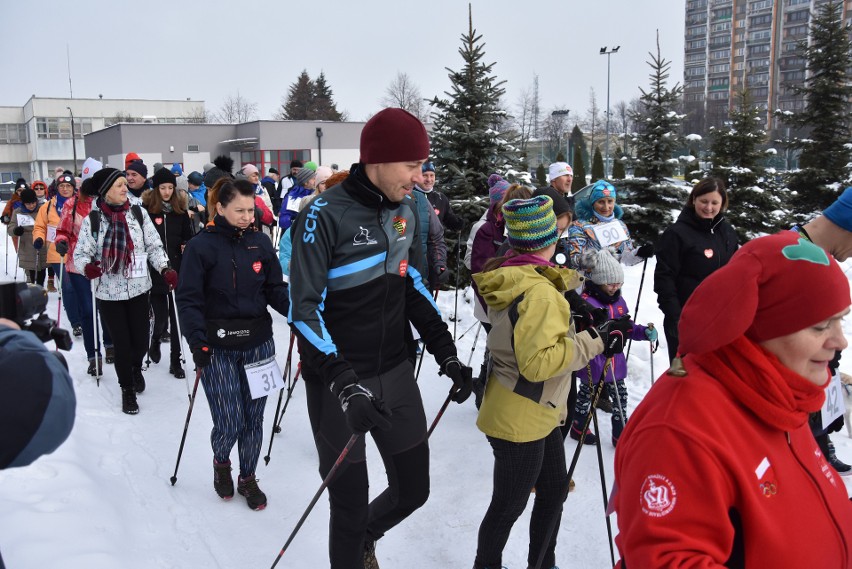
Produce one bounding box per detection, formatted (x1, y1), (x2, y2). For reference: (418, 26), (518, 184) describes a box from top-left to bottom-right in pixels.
(245, 356), (283, 400)
(591, 221), (627, 247)
(129, 252), (148, 279)
(821, 371), (846, 426)
(47, 225), (57, 243)
(286, 196), (304, 213)
(16, 213), (35, 228)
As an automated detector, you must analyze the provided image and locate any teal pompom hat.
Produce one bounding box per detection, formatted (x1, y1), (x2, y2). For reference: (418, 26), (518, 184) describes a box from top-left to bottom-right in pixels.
(502, 195), (559, 252)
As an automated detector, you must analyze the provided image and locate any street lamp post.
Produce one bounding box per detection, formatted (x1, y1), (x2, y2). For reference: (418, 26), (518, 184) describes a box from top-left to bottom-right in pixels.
(551, 109), (570, 163)
(316, 127), (323, 165)
(600, 46), (620, 178)
(67, 106), (78, 175)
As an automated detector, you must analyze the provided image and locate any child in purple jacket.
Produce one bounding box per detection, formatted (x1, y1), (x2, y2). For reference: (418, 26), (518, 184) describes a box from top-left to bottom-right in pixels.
(570, 248), (657, 447)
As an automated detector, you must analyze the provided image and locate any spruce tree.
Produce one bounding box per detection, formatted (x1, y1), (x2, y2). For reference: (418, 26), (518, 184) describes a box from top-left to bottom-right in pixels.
(621, 32), (686, 245)
(612, 146), (626, 179)
(785, 0), (852, 219)
(570, 125), (590, 173)
(707, 89), (781, 239)
(536, 163), (547, 186)
(279, 70), (314, 120)
(571, 144), (587, 192)
(591, 146), (605, 182)
(312, 72), (344, 121)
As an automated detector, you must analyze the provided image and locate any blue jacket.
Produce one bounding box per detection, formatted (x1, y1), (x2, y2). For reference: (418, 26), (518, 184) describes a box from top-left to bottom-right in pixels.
(278, 185), (314, 230)
(177, 216), (289, 350)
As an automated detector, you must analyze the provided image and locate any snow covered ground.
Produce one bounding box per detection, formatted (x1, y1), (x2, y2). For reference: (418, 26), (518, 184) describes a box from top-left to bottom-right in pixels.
(1, 226), (852, 569)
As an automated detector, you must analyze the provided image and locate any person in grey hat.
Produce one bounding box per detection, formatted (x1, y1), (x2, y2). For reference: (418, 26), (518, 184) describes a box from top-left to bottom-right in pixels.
(278, 167), (317, 231)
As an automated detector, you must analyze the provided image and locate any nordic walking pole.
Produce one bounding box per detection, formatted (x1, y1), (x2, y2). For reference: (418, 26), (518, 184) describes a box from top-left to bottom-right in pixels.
(455, 320), (479, 342)
(170, 367), (202, 486)
(170, 290), (191, 399)
(12, 238), (20, 282)
(427, 388), (456, 438)
(91, 280), (102, 385)
(648, 323), (657, 386)
(56, 259), (65, 327)
(269, 434), (360, 568)
(625, 257), (648, 361)
(466, 322), (483, 367)
(4, 233), (8, 274)
(453, 232), (462, 341)
(588, 379), (617, 568)
(269, 333), (296, 434)
(265, 364), (302, 466)
(534, 359), (612, 569)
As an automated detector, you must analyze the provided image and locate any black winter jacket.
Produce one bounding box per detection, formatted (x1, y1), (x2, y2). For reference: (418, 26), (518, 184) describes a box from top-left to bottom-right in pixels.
(654, 207), (739, 319)
(289, 166), (456, 386)
(176, 216), (289, 350)
(147, 209), (193, 295)
(423, 188), (464, 232)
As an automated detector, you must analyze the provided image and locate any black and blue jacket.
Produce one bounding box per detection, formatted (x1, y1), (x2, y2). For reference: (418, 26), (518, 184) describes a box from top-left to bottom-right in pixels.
(176, 216), (290, 350)
(288, 166), (456, 385)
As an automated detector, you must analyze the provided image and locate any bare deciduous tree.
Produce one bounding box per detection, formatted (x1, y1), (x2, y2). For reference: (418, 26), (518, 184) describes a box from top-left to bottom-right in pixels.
(183, 106), (212, 124)
(582, 88), (602, 152)
(213, 93), (258, 124)
(380, 72), (427, 122)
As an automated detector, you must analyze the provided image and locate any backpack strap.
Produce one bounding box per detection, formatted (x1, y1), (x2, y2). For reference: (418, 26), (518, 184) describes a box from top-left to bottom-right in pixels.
(88, 205), (143, 240)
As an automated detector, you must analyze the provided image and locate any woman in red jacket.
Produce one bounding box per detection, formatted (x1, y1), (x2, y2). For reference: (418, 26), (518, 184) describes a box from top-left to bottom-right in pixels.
(613, 231), (852, 568)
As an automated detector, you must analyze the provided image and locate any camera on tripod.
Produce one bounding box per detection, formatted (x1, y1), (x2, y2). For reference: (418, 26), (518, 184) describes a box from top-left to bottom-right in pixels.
(0, 282), (72, 350)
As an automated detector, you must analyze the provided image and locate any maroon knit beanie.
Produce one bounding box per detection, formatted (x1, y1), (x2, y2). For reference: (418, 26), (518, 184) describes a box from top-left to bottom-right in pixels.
(360, 108), (430, 164)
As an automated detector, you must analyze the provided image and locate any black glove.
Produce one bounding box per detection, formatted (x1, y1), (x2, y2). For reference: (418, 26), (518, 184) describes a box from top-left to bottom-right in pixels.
(437, 266), (450, 285)
(439, 356), (473, 404)
(192, 344), (212, 368)
(565, 290), (608, 329)
(55, 240), (69, 256)
(33, 238), (44, 250)
(12, 226), (24, 236)
(636, 244), (655, 259)
(0, 215), (9, 225)
(594, 316), (633, 357)
(330, 371), (392, 434)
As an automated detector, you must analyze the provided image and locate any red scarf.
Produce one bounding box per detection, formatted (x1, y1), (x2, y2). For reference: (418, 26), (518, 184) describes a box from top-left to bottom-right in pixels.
(691, 335), (827, 431)
(98, 199), (135, 276)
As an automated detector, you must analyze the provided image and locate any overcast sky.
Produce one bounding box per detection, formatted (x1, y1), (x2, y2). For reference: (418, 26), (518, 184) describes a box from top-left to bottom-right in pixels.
(2, 0), (685, 125)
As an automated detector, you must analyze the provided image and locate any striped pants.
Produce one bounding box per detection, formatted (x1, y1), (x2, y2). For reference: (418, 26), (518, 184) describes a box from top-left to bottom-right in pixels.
(199, 338), (274, 478)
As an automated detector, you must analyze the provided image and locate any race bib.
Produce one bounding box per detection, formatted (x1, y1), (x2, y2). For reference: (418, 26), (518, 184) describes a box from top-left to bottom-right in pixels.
(47, 225), (57, 242)
(245, 356), (283, 400)
(129, 252), (148, 278)
(821, 371), (846, 426)
(591, 221), (627, 247)
(286, 196), (304, 213)
(16, 214), (34, 227)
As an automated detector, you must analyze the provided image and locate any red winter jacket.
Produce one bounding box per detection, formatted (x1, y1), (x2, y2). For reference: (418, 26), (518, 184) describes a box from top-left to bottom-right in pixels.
(613, 336), (852, 568)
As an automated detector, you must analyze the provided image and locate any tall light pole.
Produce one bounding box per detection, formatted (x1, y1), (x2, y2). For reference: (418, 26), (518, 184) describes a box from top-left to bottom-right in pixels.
(67, 106), (78, 175)
(600, 46), (620, 178)
(551, 109), (570, 163)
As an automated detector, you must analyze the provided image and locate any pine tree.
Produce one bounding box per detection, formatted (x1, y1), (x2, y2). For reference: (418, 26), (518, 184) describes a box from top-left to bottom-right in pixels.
(707, 89), (781, 239)
(556, 151), (566, 162)
(536, 163), (547, 186)
(279, 70), (314, 120)
(312, 72), (344, 121)
(612, 146), (626, 179)
(784, 0), (852, 219)
(591, 146), (605, 182)
(571, 144), (587, 192)
(570, 125), (590, 174)
(621, 32), (686, 245)
(428, 5), (525, 284)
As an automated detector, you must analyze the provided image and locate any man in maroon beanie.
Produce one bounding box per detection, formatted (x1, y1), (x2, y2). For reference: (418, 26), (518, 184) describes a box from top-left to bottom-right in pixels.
(289, 108), (473, 568)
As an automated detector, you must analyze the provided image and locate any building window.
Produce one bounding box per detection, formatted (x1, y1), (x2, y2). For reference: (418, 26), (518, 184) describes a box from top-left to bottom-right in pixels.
(710, 63), (731, 73)
(785, 24), (808, 37)
(710, 48), (731, 59)
(749, 43), (772, 56)
(36, 117), (93, 139)
(748, 57), (771, 68)
(687, 39), (708, 49)
(0, 124), (28, 144)
(750, 14), (772, 26)
(688, 24), (708, 37)
(686, 93), (706, 102)
(687, 52), (707, 63)
(749, 29), (772, 41)
(688, 0), (708, 9)
(240, 150), (311, 175)
(686, 66), (707, 76)
(712, 21), (732, 32)
(709, 91), (730, 100)
(787, 9), (809, 22)
(786, 0), (810, 5)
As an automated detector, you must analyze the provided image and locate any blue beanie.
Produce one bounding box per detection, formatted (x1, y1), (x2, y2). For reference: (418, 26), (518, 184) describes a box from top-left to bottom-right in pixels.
(589, 180), (617, 204)
(422, 161), (435, 173)
(823, 187), (852, 232)
(170, 163), (183, 176)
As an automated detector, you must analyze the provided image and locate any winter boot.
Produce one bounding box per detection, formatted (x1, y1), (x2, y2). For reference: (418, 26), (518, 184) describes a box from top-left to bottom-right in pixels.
(72, 325), (83, 337)
(121, 388), (139, 415)
(363, 539), (380, 569)
(148, 338), (162, 364)
(569, 418), (598, 445)
(105, 346), (116, 364)
(170, 359), (186, 379)
(595, 393), (613, 413)
(237, 475), (267, 510)
(47, 277), (56, 292)
(213, 460), (234, 500)
(87, 357), (103, 376)
(828, 442), (852, 475)
(161, 330), (171, 343)
(132, 367), (146, 394)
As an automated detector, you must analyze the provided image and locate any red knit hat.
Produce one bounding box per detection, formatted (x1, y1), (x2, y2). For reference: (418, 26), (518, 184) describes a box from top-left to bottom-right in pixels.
(360, 108), (430, 164)
(679, 231), (850, 355)
(124, 152), (141, 169)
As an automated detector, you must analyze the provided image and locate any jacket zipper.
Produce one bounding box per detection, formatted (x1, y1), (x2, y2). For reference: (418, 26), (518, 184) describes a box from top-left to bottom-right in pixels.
(377, 208), (390, 377)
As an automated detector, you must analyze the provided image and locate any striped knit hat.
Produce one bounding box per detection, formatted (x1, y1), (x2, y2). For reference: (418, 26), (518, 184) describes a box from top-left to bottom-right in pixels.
(502, 195), (559, 252)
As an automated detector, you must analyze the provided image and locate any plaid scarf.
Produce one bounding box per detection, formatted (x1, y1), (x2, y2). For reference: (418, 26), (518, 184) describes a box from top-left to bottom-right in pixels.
(98, 199), (135, 276)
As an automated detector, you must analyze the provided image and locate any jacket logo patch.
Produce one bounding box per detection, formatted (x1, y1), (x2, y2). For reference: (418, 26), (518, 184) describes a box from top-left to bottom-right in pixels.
(398, 260), (408, 277)
(640, 474), (677, 517)
(816, 448), (838, 488)
(704, 248), (714, 258)
(154, 217), (162, 225)
(252, 261), (262, 274)
(353, 226), (378, 246)
(392, 216), (407, 236)
(755, 457), (777, 496)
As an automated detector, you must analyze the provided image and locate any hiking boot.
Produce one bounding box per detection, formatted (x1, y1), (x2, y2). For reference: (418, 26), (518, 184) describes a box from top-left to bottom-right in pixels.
(569, 421), (598, 445)
(828, 442), (852, 476)
(148, 339), (161, 364)
(87, 357), (103, 376)
(72, 325), (83, 337)
(47, 277), (57, 292)
(596, 395), (613, 413)
(237, 475), (267, 510)
(213, 460), (234, 500)
(105, 346), (116, 364)
(121, 388), (139, 415)
(363, 539), (380, 569)
(170, 363), (186, 379)
(132, 367), (146, 394)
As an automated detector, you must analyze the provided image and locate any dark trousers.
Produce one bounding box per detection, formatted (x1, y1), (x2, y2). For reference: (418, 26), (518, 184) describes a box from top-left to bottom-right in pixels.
(559, 372), (578, 440)
(663, 314), (679, 363)
(199, 338), (273, 478)
(150, 292), (180, 364)
(26, 269), (46, 286)
(304, 360), (429, 569)
(50, 263), (82, 328)
(474, 428), (568, 569)
(99, 294), (149, 390)
(68, 272), (112, 360)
